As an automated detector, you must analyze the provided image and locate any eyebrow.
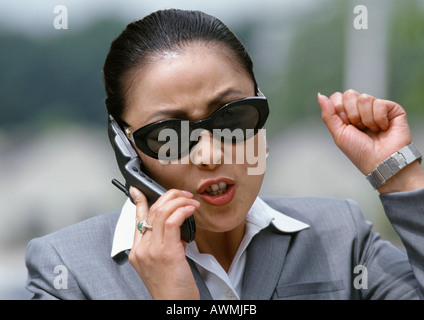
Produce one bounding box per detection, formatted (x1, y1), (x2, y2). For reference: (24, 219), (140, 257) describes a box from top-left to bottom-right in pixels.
(144, 89), (245, 123)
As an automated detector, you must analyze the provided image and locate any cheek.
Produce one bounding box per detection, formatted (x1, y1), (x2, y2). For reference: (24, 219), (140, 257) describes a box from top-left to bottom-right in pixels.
(138, 152), (192, 191)
(238, 171), (264, 202)
(227, 130), (267, 176)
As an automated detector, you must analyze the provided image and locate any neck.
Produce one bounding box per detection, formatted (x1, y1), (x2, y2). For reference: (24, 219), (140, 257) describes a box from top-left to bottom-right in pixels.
(194, 222), (245, 272)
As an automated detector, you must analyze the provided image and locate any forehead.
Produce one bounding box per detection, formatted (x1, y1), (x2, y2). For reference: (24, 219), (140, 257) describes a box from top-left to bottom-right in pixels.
(122, 44), (255, 127)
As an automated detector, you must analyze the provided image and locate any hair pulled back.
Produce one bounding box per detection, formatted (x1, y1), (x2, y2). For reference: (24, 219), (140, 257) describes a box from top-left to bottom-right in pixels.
(103, 9), (258, 124)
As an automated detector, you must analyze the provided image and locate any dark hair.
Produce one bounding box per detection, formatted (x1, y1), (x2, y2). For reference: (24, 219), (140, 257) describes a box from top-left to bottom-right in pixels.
(103, 9), (258, 124)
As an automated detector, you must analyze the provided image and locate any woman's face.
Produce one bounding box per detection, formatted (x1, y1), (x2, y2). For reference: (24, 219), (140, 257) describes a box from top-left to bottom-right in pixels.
(122, 44), (266, 234)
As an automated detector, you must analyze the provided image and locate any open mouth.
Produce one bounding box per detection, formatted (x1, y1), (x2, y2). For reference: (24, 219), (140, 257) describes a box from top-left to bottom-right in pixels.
(197, 178), (235, 206)
(204, 181), (229, 196)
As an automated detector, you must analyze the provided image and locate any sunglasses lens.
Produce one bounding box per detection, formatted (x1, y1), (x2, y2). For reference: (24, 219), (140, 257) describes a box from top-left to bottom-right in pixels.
(145, 122), (181, 154)
(213, 104), (260, 141)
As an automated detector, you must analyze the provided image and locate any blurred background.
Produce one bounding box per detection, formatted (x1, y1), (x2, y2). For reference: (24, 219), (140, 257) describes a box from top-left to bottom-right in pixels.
(1, 0), (423, 299)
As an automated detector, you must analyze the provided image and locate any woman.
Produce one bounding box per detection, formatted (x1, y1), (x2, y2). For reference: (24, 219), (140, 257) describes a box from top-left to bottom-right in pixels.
(26, 9), (424, 300)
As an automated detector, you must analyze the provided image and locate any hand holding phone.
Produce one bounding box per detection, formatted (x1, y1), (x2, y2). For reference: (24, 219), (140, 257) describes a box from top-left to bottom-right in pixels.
(108, 115), (196, 243)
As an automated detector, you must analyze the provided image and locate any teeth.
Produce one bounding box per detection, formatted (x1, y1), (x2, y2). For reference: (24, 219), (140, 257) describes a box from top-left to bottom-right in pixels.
(204, 182), (228, 196)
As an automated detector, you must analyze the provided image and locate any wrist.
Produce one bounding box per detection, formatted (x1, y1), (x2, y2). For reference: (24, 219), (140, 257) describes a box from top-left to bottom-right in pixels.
(366, 143), (422, 191)
(377, 160), (424, 194)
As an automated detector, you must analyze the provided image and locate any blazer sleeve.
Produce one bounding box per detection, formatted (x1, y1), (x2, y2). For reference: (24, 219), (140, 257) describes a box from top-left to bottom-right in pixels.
(25, 236), (87, 300)
(379, 188), (424, 299)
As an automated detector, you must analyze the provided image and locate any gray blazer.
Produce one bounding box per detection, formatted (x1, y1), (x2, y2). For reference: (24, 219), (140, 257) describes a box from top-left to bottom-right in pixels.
(25, 189), (424, 299)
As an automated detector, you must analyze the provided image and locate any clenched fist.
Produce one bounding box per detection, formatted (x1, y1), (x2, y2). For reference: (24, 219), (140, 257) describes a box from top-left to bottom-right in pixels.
(318, 89), (424, 193)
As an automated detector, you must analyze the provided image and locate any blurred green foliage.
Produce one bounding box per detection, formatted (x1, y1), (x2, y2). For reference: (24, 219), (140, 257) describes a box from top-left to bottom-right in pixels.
(0, 19), (125, 131)
(264, 1), (345, 135)
(0, 0), (423, 136)
(388, 0), (424, 118)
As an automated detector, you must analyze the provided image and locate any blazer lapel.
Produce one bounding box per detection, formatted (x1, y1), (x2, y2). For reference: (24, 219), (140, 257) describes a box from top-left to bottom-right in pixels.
(241, 227), (291, 299)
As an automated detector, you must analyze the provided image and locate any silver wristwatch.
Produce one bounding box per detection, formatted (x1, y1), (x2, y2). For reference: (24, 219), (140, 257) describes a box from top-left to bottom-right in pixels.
(366, 143), (423, 189)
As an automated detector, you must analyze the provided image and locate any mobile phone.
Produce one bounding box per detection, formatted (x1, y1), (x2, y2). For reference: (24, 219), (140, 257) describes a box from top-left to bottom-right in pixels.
(107, 115), (196, 243)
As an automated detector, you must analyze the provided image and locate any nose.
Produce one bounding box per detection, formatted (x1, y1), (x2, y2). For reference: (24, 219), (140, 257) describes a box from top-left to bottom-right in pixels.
(190, 130), (223, 169)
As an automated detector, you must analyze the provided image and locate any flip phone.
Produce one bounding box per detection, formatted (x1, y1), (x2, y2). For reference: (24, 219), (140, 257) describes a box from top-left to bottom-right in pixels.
(108, 115), (196, 243)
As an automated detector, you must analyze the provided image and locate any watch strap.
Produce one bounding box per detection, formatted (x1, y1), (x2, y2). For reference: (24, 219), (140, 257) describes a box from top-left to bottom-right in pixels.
(366, 143), (422, 189)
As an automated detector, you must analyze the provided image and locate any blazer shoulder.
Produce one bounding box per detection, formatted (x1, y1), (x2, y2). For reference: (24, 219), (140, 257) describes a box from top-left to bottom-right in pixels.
(261, 194), (357, 214)
(27, 209), (121, 257)
(25, 209), (138, 299)
(261, 195), (368, 232)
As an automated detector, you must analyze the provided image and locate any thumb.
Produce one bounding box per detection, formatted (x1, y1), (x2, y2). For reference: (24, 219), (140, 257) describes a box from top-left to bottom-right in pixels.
(317, 92), (346, 140)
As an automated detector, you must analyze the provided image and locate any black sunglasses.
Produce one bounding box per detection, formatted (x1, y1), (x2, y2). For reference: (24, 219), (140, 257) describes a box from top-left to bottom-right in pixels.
(124, 94), (269, 160)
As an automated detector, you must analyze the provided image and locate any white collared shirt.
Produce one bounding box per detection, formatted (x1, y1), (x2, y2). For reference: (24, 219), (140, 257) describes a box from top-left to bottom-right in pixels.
(110, 197), (309, 299)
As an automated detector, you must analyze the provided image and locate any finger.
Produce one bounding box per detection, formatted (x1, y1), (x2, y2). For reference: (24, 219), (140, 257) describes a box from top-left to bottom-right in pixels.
(149, 190), (199, 242)
(163, 205), (196, 245)
(317, 93), (346, 140)
(329, 92), (349, 124)
(383, 99), (406, 119)
(146, 189), (192, 230)
(149, 189), (195, 227)
(129, 186), (150, 248)
(150, 189), (194, 212)
(342, 89), (363, 128)
(372, 99), (390, 131)
(357, 93), (379, 132)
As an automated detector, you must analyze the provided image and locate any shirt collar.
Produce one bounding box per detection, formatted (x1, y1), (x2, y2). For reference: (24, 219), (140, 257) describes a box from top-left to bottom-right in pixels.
(110, 198), (136, 258)
(248, 197), (309, 232)
(110, 196), (309, 258)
